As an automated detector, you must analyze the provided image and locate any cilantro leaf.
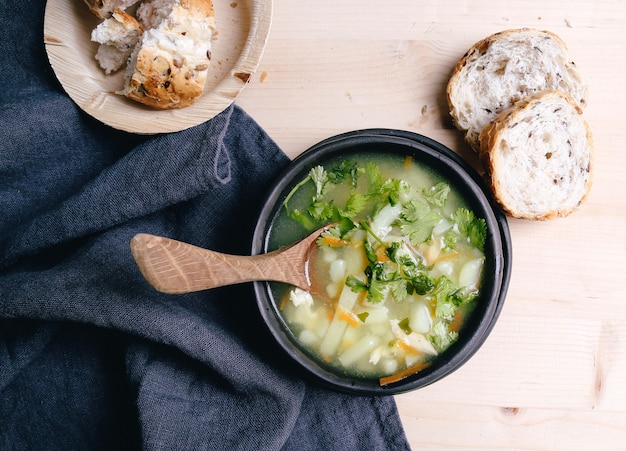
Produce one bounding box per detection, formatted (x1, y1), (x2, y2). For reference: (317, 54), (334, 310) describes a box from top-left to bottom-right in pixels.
(363, 240), (378, 265)
(407, 272), (434, 296)
(367, 276), (387, 303)
(381, 179), (408, 206)
(401, 199), (428, 222)
(433, 276), (457, 320)
(400, 200), (441, 244)
(393, 252), (433, 296)
(364, 262), (395, 303)
(421, 182), (450, 209)
(307, 199), (334, 221)
(390, 279), (409, 302)
(431, 321), (458, 352)
(340, 191), (367, 219)
(449, 287), (479, 305)
(435, 301), (455, 320)
(365, 162), (384, 194)
(453, 208), (487, 251)
(328, 160), (360, 188)
(442, 230), (458, 250)
(346, 276), (368, 293)
(309, 166), (329, 199)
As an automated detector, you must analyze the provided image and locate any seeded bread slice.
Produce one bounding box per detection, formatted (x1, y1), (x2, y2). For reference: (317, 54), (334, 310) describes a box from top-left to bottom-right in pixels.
(448, 28), (588, 152)
(119, 0), (216, 109)
(479, 90), (593, 220)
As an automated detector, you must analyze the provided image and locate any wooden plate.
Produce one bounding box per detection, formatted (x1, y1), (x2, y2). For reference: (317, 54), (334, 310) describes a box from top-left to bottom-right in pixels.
(44, 0), (273, 134)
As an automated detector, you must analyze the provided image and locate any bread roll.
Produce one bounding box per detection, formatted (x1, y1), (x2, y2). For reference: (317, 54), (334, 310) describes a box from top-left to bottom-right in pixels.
(83, 0), (142, 19)
(448, 28), (588, 152)
(91, 8), (143, 75)
(119, 0), (216, 109)
(479, 91), (593, 220)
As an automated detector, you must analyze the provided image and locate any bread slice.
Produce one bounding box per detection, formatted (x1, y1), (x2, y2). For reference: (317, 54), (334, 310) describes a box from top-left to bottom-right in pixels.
(83, 0), (142, 19)
(479, 90), (593, 220)
(91, 8), (143, 75)
(119, 0), (216, 109)
(448, 28), (588, 152)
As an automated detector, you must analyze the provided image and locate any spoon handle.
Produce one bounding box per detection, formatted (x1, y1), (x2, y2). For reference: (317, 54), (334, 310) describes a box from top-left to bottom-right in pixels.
(130, 233), (310, 294)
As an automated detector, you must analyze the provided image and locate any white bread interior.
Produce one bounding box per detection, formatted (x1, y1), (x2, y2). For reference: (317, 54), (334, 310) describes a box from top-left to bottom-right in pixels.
(91, 9), (144, 75)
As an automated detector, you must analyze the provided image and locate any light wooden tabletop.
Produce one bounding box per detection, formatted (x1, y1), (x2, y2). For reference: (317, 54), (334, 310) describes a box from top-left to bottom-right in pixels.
(236, 0), (626, 449)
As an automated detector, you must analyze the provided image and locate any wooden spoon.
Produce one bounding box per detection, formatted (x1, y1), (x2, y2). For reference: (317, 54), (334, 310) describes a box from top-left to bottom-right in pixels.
(130, 226), (330, 294)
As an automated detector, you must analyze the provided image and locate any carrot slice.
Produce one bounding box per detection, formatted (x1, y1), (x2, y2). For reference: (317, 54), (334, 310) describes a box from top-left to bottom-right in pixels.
(327, 309), (335, 322)
(403, 155), (413, 169)
(379, 361), (431, 386)
(337, 306), (361, 327)
(449, 309), (464, 333)
(279, 293), (289, 311)
(321, 236), (346, 247)
(375, 245), (390, 262)
(434, 251), (460, 263)
(395, 340), (421, 355)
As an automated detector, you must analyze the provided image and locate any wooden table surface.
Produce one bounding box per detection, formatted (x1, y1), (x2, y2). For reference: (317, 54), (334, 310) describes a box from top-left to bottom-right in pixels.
(236, 0), (626, 449)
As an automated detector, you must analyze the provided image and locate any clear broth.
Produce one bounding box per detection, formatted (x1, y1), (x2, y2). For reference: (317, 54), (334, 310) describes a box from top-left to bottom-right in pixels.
(267, 152), (485, 380)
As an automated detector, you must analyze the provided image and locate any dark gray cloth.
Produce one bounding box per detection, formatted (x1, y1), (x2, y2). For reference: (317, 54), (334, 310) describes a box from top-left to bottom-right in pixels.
(0, 1), (411, 450)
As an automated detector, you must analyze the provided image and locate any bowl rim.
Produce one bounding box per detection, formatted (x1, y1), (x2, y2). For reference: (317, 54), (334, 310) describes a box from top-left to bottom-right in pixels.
(252, 129), (512, 395)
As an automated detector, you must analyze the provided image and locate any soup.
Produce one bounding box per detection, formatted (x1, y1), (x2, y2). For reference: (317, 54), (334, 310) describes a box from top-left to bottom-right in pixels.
(267, 153), (487, 385)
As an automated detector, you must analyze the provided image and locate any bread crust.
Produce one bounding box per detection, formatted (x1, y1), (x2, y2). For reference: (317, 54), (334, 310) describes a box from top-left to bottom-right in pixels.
(447, 28), (588, 153)
(122, 0), (216, 109)
(479, 90), (594, 220)
(84, 0), (142, 19)
(111, 8), (142, 30)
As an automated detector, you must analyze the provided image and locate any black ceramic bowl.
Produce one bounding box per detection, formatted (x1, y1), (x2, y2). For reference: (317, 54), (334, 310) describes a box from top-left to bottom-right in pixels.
(252, 129), (512, 395)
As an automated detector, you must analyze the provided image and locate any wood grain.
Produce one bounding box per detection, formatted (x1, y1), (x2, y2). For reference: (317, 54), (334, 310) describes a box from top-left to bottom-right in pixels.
(44, 0), (272, 134)
(234, 0), (626, 448)
(129, 231), (320, 294)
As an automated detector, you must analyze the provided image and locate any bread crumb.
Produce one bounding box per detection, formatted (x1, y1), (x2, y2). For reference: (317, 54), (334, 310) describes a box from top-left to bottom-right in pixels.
(565, 18), (573, 28)
(421, 105), (428, 115)
(260, 71), (268, 83)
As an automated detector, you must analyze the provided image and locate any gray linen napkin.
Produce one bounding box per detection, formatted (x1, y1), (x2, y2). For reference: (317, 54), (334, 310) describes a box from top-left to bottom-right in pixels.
(0, 1), (411, 450)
